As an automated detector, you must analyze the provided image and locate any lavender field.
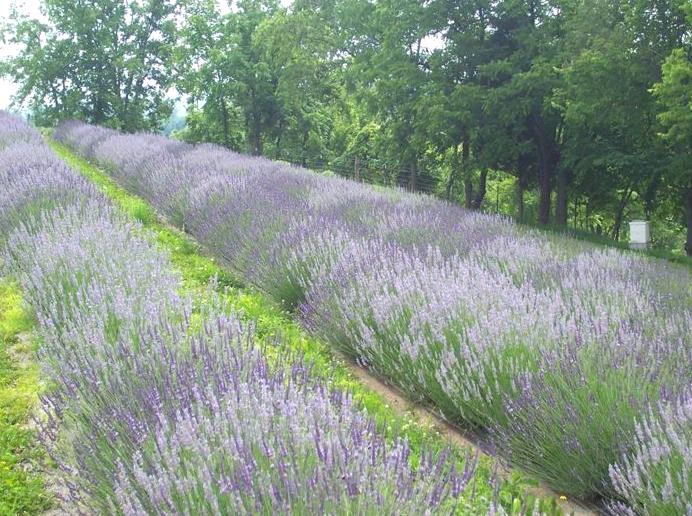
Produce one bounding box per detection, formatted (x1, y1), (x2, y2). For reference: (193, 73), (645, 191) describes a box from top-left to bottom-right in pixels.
(50, 119), (692, 513)
(0, 111), (505, 513)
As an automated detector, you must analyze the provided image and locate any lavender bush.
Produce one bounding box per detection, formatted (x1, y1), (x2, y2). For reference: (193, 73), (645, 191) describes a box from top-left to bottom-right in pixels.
(607, 392), (691, 515)
(0, 111), (42, 148)
(1, 112), (483, 514)
(54, 119), (692, 510)
(0, 142), (100, 236)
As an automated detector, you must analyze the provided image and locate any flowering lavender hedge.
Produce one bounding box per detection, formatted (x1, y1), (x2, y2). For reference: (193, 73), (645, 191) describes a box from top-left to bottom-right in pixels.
(608, 392), (691, 515)
(0, 111), (42, 149)
(54, 119), (692, 512)
(0, 112), (484, 513)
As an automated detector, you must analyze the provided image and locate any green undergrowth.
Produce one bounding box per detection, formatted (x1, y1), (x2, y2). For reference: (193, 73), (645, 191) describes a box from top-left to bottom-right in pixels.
(0, 279), (52, 514)
(50, 139), (566, 514)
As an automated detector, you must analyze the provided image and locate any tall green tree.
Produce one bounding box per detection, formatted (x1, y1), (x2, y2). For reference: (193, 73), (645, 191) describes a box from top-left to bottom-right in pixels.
(1, 0), (180, 130)
(177, 0), (281, 155)
(653, 47), (692, 255)
(254, 1), (341, 164)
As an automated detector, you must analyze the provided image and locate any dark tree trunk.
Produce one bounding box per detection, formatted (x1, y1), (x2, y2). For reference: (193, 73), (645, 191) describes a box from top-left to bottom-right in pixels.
(685, 184), (692, 256)
(445, 145), (458, 200)
(220, 98), (231, 148)
(409, 160), (418, 191)
(252, 124), (263, 156)
(530, 113), (557, 225)
(516, 180), (525, 222)
(464, 176), (473, 208)
(516, 158), (530, 222)
(471, 169), (487, 209)
(354, 155), (361, 181)
(301, 129), (309, 167)
(555, 167), (569, 226)
(462, 137), (473, 208)
(611, 187), (633, 241)
(275, 119), (283, 159)
(538, 160), (552, 224)
(644, 171), (662, 218)
(249, 87), (263, 156)
(92, 91), (106, 125)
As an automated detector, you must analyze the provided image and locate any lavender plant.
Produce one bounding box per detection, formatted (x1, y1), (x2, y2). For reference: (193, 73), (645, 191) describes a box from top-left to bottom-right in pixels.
(0, 142), (100, 236)
(1, 112), (483, 514)
(54, 119), (692, 509)
(0, 111), (42, 148)
(607, 392), (692, 515)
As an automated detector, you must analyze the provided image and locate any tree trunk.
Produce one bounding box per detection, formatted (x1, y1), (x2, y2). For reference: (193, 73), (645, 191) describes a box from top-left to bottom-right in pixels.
(516, 156), (530, 222)
(462, 137), (473, 209)
(249, 87), (262, 156)
(275, 119), (283, 159)
(301, 129), (309, 167)
(471, 169), (487, 210)
(354, 155), (361, 181)
(644, 171), (662, 218)
(252, 128), (262, 156)
(445, 145), (458, 200)
(252, 124), (263, 156)
(611, 187), (633, 241)
(464, 176), (473, 208)
(531, 113), (555, 225)
(538, 162), (552, 225)
(555, 167), (569, 226)
(685, 184), (692, 256)
(409, 160), (418, 191)
(516, 180), (525, 222)
(220, 98), (231, 148)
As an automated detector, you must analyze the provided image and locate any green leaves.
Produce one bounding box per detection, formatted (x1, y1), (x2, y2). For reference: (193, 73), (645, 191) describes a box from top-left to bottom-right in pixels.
(653, 48), (692, 150)
(1, 0), (179, 131)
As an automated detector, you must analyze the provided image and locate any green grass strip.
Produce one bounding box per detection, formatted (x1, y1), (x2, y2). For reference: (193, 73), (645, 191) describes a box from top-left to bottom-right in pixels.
(49, 138), (566, 514)
(0, 279), (52, 514)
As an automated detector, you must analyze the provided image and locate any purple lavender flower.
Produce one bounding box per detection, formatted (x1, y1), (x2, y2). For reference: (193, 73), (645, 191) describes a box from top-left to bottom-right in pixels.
(52, 117), (692, 507)
(1, 112), (481, 514)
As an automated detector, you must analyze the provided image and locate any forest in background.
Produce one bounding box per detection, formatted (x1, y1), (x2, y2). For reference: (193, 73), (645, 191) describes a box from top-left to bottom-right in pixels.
(2, 0), (691, 255)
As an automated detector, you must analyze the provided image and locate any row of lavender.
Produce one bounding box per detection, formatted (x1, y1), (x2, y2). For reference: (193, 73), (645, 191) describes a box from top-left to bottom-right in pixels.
(54, 119), (692, 513)
(0, 111), (485, 513)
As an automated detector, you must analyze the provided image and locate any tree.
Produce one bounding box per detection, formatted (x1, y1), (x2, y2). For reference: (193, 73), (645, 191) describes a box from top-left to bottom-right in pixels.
(559, 0), (690, 244)
(254, 1), (341, 164)
(0, 0), (179, 131)
(4, 0), (689, 252)
(337, 0), (437, 191)
(652, 47), (692, 255)
(177, 0), (281, 155)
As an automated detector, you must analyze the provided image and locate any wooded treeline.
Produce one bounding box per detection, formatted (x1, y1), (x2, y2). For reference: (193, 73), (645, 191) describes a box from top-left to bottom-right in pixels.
(2, 0), (691, 254)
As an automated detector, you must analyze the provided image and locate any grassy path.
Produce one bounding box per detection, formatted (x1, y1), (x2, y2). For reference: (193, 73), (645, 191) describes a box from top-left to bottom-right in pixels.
(49, 138), (580, 515)
(0, 279), (52, 514)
